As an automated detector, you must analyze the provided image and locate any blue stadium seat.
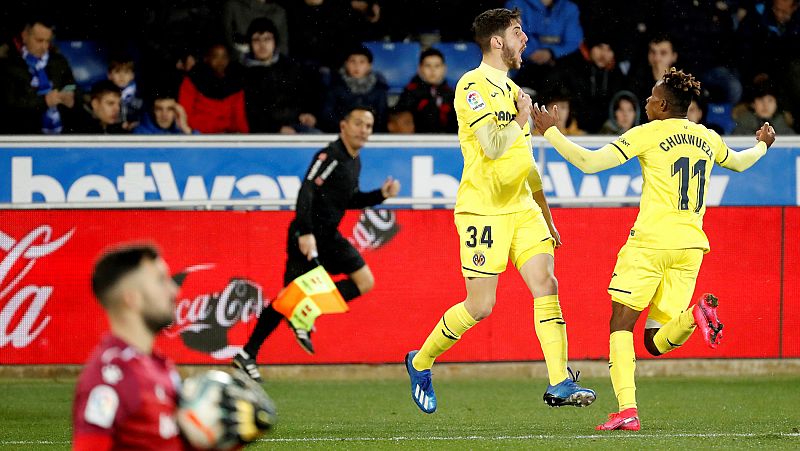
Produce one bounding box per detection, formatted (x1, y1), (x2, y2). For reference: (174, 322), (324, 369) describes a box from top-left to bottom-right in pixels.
(706, 103), (735, 135)
(433, 42), (481, 87)
(363, 41), (421, 94)
(54, 41), (108, 92)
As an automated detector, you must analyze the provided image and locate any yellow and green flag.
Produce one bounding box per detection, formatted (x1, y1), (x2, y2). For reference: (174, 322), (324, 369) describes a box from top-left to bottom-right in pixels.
(270, 266), (348, 331)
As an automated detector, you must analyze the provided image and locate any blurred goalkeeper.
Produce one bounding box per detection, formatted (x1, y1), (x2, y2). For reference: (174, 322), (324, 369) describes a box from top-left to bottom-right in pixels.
(233, 105), (400, 381)
(73, 244), (272, 450)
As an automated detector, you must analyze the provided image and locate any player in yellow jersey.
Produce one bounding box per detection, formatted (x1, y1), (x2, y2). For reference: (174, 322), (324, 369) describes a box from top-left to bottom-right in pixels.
(531, 68), (776, 431)
(405, 7), (595, 414)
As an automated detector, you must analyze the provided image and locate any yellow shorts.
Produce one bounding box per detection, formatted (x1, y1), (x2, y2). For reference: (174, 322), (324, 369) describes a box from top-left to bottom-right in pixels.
(455, 210), (554, 278)
(608, 244), (704, 326)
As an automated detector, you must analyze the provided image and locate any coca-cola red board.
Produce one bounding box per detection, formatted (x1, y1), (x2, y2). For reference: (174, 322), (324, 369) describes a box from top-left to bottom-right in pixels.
(0, 207), (796, 365)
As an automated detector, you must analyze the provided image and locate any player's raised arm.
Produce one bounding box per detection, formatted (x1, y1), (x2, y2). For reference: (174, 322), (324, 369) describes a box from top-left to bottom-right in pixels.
(717, 122), (775, 172)
(532, 103), (625, 174)
(471, 88), (532, 160)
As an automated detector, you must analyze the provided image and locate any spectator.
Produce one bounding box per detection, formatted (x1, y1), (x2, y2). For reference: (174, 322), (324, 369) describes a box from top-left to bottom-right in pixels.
(223, 0), (289, 58)
(286, 0), (381, 71)
(599, 90), (640, 135)
(506, 0), (584, 90)
(687, 98), (704, 124)
(133, 91), (196, 135)
(396, 48), (456, 133)
(243, 18), (320, 134)
(107, 53), (143, 130)
(558, 36), (628, 133)
(67, 80), (125, 134)
(629, 35), (678, 123)
(321, 46), (388, 132)
(737, 0), (800, 130)
(387, 106), (415, 133)
(178, 43), (249, 133)
(732, 85), (796, 135)
(0, 17), (78, 134)
(534, 91), (585, 135)
(655, 0), (742, 105)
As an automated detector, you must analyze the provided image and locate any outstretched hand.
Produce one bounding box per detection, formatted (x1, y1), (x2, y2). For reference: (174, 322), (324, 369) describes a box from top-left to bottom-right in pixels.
(381, 177), (400, 198)
(532, 103), (560, 135)
(755, 122), (776, 148)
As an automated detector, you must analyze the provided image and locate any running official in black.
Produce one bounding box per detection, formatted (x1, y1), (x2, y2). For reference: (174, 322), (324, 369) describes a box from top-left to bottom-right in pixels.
(234, 106), (400, 379)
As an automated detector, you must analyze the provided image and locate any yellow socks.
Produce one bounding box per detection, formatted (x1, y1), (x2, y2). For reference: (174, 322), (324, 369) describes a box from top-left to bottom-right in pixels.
(653, 308), (696, 354)
(534, 295), (569, 385)
(412, 302), (477, 371)
(609, 330), (637, 411)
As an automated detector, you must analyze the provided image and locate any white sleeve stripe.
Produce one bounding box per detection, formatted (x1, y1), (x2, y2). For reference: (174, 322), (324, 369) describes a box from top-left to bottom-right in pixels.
(320, 160), (338, 180)
(306, 159), (324, 180)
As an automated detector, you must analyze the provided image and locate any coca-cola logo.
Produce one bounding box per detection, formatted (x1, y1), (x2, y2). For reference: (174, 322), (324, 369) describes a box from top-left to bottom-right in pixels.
(0, 226), (74, 349)
(165, 264), (264, 360)
(350, 208), (400, 252)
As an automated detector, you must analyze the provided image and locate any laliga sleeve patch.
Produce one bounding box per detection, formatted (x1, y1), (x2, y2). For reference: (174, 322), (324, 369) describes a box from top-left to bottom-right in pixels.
(466, 90), (486, 111)
(84, 384), (119, 429)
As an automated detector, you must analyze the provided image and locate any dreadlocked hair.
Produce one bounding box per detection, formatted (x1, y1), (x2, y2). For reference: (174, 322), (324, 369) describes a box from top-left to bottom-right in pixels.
(662, 67), (701, 112)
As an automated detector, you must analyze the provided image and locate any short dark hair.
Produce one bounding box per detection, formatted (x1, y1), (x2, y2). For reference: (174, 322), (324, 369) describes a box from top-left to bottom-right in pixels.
(662, 67), (701, 113)
(90, 79), (121, 101)
(649, 34), (675, 50)
(419, 48), (445, 65)
(92, 244), (159, 307)
(472, 8), (522, 53)
(247, 17), (279, 45)
(108, 52), (135, 73)
(346, 46), (373, 63)
(343, 105), (375, 120)
(23, 16), (55, 31)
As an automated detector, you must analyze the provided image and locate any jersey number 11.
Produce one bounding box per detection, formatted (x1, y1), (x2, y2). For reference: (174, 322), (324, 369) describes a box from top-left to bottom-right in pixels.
(671, 157), (707, 212)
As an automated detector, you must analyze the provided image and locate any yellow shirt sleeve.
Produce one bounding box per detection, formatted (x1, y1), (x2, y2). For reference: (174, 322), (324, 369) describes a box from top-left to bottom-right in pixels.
(609, 123), (656, 162)
(455, 75), (496, 132)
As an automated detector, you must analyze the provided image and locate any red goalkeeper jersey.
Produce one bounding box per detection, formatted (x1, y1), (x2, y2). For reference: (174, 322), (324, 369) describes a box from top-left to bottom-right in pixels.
(72, 334), (184, 450)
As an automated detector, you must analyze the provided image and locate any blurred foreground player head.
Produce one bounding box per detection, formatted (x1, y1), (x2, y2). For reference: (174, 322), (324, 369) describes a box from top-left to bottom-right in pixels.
(91, 243), (178, 353)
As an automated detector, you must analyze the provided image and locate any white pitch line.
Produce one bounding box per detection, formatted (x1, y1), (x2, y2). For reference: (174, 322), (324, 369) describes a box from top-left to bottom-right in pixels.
(258, 432), (800, 443)
(4, 433), (799, 446)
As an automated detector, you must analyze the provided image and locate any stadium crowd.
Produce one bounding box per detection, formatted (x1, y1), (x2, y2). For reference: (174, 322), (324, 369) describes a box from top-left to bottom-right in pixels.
(0, 0), (798, 135)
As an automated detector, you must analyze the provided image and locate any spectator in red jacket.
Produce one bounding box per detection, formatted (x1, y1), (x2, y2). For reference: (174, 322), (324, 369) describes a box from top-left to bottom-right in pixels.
(396, 48), (457, 133)
(178, 43), (249, 133)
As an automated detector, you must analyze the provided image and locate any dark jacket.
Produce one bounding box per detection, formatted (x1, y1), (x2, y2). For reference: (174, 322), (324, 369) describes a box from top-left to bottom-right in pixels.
(244, 55), (318, 133)
(321, 71), (389, 133)
(397, 75), (457, 133)
(293, 138), (385, 237)
(558, 49), (629, 133)
(66, 104), (126, 134)
(0, 43), (77, 134)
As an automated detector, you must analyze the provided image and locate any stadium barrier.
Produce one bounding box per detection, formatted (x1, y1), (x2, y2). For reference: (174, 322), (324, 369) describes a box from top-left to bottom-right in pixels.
(1, 136), (797, 365)
(0, 207), (796, 365)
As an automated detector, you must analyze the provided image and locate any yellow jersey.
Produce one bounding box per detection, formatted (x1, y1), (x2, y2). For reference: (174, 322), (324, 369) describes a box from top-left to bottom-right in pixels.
(610, 118), (729, 252)
(453, 63), (539, 215)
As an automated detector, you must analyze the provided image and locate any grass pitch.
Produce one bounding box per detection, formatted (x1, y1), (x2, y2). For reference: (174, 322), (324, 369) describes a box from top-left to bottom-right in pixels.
(1, 373), (799, 450)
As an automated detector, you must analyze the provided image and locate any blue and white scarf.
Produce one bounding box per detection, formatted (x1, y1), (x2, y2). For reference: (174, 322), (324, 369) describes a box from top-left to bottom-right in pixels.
(23, 46), (62, 134)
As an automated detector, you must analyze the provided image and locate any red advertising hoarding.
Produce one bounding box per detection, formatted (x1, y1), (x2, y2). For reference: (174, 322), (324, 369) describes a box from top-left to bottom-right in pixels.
(0, 208), (795, 365)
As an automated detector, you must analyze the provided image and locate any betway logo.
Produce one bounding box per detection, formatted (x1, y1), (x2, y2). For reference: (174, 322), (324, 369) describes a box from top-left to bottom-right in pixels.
(10, 156), (728, 204)
(411, 158), (729, 205)
(11, 157), (301, 203)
